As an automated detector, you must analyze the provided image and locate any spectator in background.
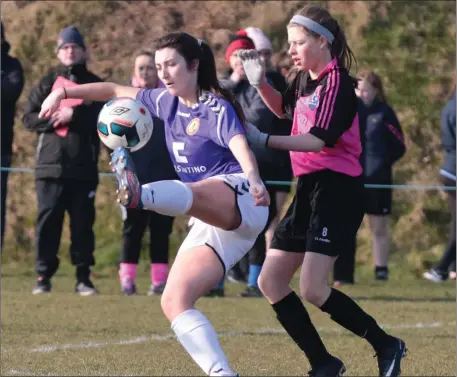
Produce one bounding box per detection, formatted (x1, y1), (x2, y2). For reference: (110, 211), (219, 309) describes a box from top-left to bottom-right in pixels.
(218, 30), (276, 297)
(23, 25), (103, 295)
(333, 71), (406, 285)
(245, 26), (294, 261)
(423, 89), (456, 282)
(118, 49), (178, 296)
(273, 49), (293, 78)
(1, 22), (24, 251)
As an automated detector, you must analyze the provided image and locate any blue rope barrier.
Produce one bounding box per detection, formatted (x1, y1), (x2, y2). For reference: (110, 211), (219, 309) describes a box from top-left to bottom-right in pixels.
(1, 166), (455, 190)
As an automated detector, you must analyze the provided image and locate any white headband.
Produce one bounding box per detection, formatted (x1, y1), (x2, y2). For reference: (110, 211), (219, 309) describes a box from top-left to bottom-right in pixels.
(289, 15), (334, 44)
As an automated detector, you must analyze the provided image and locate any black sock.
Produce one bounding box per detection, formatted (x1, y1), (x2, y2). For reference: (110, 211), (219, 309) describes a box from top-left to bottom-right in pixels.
(320, 288), (395, 353)
(272, 291), (332, 367)
(76, 266), (91, 282)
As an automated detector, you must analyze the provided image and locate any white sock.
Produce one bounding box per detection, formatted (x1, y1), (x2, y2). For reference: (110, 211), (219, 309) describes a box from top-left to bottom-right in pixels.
(140, 180), (193, 216)
(171, 309), (235, 376)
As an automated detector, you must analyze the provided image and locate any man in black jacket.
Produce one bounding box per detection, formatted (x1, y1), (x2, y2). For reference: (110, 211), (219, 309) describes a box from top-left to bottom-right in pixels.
(23, 25), (103, 295)
(1, 22), (24, 251)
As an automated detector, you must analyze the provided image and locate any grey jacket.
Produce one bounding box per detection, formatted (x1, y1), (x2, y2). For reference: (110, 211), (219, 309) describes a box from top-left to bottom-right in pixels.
(219, 77), (275, 166)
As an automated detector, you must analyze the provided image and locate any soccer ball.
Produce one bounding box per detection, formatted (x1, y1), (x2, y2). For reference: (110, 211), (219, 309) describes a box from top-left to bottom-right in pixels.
(97, 97), (153, 152)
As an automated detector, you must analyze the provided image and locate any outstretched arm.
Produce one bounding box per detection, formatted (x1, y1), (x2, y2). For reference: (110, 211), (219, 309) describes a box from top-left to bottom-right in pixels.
(244, 122), (325, 152)
(39, 82), (140, 120)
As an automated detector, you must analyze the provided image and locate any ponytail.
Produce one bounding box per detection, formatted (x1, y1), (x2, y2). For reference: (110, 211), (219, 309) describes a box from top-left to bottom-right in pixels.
(197, 40), (247, 126)
(291, 4), (358, 85)
(154, 32), (247, 126)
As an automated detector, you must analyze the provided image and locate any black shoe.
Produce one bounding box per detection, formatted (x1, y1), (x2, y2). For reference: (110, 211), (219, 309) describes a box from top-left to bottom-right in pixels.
(375, 267), (389, 281)
(376, 338), (407, 377)
(76, 279), (98, 296)
(239, 285), (263, 297)
(32, 276), (51, 295)
(308, 356), (346, 377)
(147, 283), (165, 296)
(205, 288), (225, 297)
(121, 282), (137, 296)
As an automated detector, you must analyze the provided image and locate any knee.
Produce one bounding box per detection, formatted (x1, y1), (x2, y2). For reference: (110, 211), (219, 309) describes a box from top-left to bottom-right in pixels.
(258, 271), (287, 301)
(300, 282), (325, 306)
(160, 289), (174, 321)
(161, 285), (197, 322)
(257, 272), (270, 295)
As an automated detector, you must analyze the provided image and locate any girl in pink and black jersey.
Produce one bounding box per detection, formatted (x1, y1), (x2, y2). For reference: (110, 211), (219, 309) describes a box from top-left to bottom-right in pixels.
(239, 5), (407, 377)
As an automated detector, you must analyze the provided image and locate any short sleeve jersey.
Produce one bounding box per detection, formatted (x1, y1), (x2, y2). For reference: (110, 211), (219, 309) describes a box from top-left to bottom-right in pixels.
(136, 89), (244, 182)
(282, 58), (362, 177)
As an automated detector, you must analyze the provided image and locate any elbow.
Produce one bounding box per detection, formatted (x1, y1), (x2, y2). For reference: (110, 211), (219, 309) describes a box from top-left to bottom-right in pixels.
(310, 139), (325, 152)
(310, 144), (324, 152)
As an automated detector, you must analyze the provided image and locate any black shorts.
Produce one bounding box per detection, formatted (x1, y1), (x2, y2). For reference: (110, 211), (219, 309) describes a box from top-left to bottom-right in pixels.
(260, 159), (294, 194)
(270, 170), (364, 257)
(363, 185), (392, 215)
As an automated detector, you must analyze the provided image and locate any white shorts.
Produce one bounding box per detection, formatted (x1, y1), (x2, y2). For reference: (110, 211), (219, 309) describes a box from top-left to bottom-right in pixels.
(177, 173), (269, 274)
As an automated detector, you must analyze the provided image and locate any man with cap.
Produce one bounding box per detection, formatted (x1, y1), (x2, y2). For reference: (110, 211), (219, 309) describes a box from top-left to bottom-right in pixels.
(1, 21), (25, 252)
(23, 25), (104, 295)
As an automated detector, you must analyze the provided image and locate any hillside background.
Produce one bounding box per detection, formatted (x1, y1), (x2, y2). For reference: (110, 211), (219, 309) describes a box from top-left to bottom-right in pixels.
(1, 0), (456, 277)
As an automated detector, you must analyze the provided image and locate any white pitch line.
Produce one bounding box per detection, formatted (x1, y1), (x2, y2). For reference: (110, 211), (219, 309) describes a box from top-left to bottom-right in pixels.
(23, 321), (453, 354)
(7, 369), (35, 375)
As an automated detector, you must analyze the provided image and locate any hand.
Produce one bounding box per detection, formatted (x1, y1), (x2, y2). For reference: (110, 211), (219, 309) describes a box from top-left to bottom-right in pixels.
(237, 49), (266, 88)
(39, 88), (65, 120)
(249, 180), (270, 207)
(245, 123), (269, 147)
(50, 107), (74, 128)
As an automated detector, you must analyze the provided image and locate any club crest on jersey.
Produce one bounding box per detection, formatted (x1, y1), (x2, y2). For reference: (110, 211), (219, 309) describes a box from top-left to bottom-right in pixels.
(186, 118), (200, 136)
(308, 93), (319, 111)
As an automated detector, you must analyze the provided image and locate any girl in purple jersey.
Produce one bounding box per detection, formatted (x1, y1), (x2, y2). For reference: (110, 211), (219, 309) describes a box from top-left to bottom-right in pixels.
(39, 32), (269, 377)
(238, 4), (406, 377)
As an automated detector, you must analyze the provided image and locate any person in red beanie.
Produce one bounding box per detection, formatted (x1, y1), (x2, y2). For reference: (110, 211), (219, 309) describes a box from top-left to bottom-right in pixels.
(215, 30), (277, 297)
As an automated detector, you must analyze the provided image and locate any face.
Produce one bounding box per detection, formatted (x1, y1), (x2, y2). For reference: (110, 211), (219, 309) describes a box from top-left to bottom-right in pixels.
(357, 79), (378, 106)
(134, 55), (158, 88)
(57, 43), (86, 66)
(287, 25), (325, 73)
(155, 47), (197, 98)
(229, 50), (246, 78)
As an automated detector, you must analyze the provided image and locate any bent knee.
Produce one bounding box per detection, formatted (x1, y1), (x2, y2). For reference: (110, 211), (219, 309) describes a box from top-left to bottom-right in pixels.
(161, 286), (199, 321)
(160, 290), (174, 319)
(300, 283), (327, 306)
(258, 272), (290, 302)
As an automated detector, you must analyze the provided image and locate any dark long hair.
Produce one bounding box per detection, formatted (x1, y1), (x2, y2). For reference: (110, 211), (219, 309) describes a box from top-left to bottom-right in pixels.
(153, 32), (246, 125)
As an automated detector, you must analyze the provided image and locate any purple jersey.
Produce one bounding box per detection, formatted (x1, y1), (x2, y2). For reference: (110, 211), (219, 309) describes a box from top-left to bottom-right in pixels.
(137, 89), (245, 182)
